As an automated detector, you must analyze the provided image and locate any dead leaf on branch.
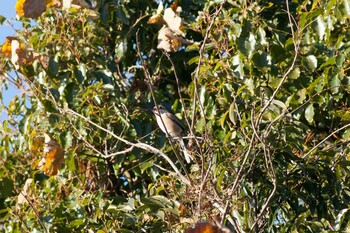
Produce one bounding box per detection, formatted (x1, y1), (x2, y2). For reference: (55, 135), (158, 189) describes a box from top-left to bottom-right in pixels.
(184, 222), (221, 233)
(148, 1), (191, 52)
(163, 6), (186, 37)
(16, 0), (46, 18)
(157, 26), (193, 52)
(33, 133), (65, 176)
(3, 37), (42, 71)
(63, 0), (92, 9)
(147, 1), (165, 25)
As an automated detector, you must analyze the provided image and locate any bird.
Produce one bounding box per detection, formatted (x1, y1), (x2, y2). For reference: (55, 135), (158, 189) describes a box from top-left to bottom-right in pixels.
(152, 105), (192, 163)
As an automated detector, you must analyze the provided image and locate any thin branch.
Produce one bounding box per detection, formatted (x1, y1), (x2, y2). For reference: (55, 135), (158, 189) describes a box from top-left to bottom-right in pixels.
(249, 148), (277, 232)
(190, 0), (228, 217)
(255, 0), (300, 128)
(135, 29), (193, 185)
(302, 122), (350, 158)
(65, 108), (191, 185)
(191, 0), (227, 132)
(248, 1), (299, 230)
(102, 146), (135, 158)
(221, 111), (256, 224)
(18, 191), (48, 233)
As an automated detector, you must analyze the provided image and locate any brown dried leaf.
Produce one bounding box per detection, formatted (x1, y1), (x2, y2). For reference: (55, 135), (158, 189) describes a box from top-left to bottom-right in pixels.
(22, 0), (46, 18)
(148, 1), (165, 25)
(184, 222), (221, 233)
(10, 39), (34, 70)
(163, 6), (185, 36)
(157, 26), (193, 52)
(38, 134), (64, 176)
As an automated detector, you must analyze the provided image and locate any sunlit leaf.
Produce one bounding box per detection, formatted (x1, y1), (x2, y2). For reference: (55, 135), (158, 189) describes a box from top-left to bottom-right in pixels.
(305, 55), (318, 72)
(314, 16), (326, 40)
(305, 103), (315, 124)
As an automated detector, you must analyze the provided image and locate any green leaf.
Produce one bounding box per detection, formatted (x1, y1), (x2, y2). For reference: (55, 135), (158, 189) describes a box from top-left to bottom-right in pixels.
(304, 55), (318, 72)
(252, 50), (270, 72)
(68, 219), (85, 228)
(0, 15), (5, 24)
(288, 67), (300, 80)
(319, 57), (336, 69)
(229, 102), (237, 125)
(342, 128), (350, 141)
(232, 54), (244, 78)
(341, 0), (350, 16)
(0, 177), (13, 198)
(305, 104), (315, 124)
(238, 32), (256, 58)
(314, 16), (326, 40)
(216, 168), (226, 190)
(329, 75), (340, 94)
(74, 64), (87, 84)
(48, 55), (59, 77)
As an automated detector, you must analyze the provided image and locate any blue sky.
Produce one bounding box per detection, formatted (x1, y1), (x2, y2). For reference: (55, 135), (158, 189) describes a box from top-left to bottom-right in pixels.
(0, 0), (23, 121)
(0, 0), (20, 44)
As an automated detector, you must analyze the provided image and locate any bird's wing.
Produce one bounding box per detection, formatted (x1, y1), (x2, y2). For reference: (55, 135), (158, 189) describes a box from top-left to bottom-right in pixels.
(166, 112), (186, 132)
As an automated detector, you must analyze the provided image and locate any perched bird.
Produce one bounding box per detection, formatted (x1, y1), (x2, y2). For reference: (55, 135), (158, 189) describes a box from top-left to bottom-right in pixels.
(153, 105), (192, 163)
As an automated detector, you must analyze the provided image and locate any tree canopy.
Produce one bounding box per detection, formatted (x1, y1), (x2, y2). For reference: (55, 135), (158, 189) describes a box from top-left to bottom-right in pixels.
(1, 0), (350, 232)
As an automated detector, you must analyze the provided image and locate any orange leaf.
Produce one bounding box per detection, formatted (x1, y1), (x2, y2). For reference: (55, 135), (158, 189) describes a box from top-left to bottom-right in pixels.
(38, 134), (64, 176)
(148, 2), (165, 25)
(184, 222), (220, 233)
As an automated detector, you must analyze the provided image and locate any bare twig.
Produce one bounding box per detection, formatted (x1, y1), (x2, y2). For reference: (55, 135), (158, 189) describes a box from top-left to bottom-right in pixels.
(248, 1), (299, 230)
(191, 0), (227, 132)
(302, 122), (350, 158)
(135, 29), (193, 185)
(221, 116), (256, 226)
(255, 0), (300, 128)
(18, 190), (48, 233)
(65, 108), (191, 185)
(191, 0), (228, 217)
(249, 148), (277, 232)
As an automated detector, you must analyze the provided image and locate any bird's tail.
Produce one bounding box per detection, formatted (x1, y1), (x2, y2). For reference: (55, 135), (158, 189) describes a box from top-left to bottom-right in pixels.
(179, 138), (192, 163)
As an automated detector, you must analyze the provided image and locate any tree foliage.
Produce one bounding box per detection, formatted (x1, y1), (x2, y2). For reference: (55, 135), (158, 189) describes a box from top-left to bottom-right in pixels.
(1, 0), (350, 232)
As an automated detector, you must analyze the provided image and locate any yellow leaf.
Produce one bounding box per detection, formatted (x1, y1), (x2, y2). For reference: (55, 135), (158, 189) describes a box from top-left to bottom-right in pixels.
(30, 135), (45, 157)
(147, 15), (166, 25)
(45, 0), (60, 7)
(15, 0), (25, 17)
(1, 38), (12, 56)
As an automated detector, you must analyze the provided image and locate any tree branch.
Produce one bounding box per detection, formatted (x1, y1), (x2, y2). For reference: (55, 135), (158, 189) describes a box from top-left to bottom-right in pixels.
(65, 107), (191, 185)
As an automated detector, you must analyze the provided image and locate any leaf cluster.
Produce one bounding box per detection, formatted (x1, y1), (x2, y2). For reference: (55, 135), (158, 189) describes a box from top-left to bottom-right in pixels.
(0, 0), (350, 232)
